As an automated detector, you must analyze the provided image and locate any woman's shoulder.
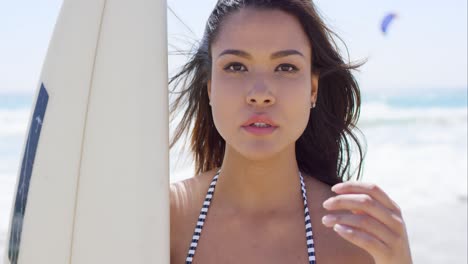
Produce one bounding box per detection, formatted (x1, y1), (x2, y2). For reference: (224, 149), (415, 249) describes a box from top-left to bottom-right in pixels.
(302, 174), (374, 263)
(170, 169), (218, 262)
(170, 169), (216, 217)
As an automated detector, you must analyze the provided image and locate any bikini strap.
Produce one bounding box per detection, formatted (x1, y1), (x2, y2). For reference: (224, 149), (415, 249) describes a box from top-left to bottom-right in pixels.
(185, 170), (220, 263)
(300, 171), (316, 264)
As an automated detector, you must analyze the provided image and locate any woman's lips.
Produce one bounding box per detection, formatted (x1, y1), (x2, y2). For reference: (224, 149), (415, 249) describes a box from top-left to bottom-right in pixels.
(242, 115), (278, 127)
(241, 114), (278, 135)
(242, 125), (278, 135)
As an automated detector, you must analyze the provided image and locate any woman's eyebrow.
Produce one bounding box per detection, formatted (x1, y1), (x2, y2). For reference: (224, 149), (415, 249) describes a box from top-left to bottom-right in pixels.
(218, 49), (252, 59)
(217, 49), (305, 60)
(271, 49), (305, 59)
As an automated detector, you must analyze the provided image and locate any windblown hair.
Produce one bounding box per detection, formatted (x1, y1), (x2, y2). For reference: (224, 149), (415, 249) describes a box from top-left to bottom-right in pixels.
(169, 0), (366, 186)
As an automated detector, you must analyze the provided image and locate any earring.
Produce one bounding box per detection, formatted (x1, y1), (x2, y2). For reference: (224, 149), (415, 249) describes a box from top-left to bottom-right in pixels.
(311, 102), (316, 109)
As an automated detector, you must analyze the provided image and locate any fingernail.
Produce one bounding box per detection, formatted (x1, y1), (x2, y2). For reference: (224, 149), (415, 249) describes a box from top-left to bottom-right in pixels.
(333, 224), (351, 234)
(322, 199), (333, 209)
(331, 183), (344, 192)
(322, 215), (336, 225)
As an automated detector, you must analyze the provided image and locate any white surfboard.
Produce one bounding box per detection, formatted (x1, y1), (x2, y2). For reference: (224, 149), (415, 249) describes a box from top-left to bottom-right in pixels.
(4, 0), (169, 263)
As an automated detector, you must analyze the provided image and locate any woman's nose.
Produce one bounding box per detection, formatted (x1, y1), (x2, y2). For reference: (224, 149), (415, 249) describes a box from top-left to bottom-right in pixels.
(246, 84), (276, 107)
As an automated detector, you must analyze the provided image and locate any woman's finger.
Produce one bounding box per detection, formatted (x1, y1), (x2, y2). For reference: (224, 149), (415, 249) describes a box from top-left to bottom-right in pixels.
(331, 182), (401, 215)
(332, 223), (391, 260)
(323, 193), (405, 235)
(322, 212), (398, 247)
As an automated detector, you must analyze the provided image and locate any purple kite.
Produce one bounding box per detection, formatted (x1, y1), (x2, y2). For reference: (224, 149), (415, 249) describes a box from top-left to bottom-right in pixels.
(381, 13), (398, 35)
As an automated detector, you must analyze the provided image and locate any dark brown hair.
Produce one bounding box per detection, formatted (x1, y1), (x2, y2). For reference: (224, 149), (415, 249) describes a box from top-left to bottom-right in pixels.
(169, 0), (365, 186)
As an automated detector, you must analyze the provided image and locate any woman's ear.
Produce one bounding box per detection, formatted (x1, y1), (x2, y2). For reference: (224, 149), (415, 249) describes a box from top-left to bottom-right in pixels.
(311, 71), (319, 104)
(207, 80), (212, 102)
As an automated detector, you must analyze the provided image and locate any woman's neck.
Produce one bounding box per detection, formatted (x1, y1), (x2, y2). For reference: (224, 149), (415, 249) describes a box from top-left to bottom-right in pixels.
(213, 144), (304, 218)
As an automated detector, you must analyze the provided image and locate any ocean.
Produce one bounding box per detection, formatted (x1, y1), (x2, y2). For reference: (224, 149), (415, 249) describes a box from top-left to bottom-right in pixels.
(0, 88), (467, 263)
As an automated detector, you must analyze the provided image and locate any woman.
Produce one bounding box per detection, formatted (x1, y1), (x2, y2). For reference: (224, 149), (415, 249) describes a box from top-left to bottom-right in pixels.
(169, 0), (413, 263)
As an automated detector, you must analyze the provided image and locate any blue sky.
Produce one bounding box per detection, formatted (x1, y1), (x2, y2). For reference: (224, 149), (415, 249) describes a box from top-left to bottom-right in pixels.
(0, 0), (466, 94)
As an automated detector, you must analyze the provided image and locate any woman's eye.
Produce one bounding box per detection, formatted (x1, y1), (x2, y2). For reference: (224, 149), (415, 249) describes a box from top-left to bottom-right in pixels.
(276, 64), (299, 73)
(224, 63), (247, 72)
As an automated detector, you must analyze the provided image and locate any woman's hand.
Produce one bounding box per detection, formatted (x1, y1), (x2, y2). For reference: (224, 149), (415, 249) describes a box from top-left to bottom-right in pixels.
(322, 182), (413, 264)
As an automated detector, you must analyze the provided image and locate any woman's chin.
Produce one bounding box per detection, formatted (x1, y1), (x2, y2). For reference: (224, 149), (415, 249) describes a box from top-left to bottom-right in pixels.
(234, 144), (285, 162)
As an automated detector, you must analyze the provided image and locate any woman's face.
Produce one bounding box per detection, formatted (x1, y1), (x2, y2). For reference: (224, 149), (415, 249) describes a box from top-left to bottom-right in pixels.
(208, 8), (319, 160)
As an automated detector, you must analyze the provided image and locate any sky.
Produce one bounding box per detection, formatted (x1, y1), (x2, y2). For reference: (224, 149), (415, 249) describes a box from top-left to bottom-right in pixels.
(0, 0), (466, 95)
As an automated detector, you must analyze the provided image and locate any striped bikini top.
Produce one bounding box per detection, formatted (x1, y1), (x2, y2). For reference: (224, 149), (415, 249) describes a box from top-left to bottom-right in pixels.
(185, 170), (317, 264)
